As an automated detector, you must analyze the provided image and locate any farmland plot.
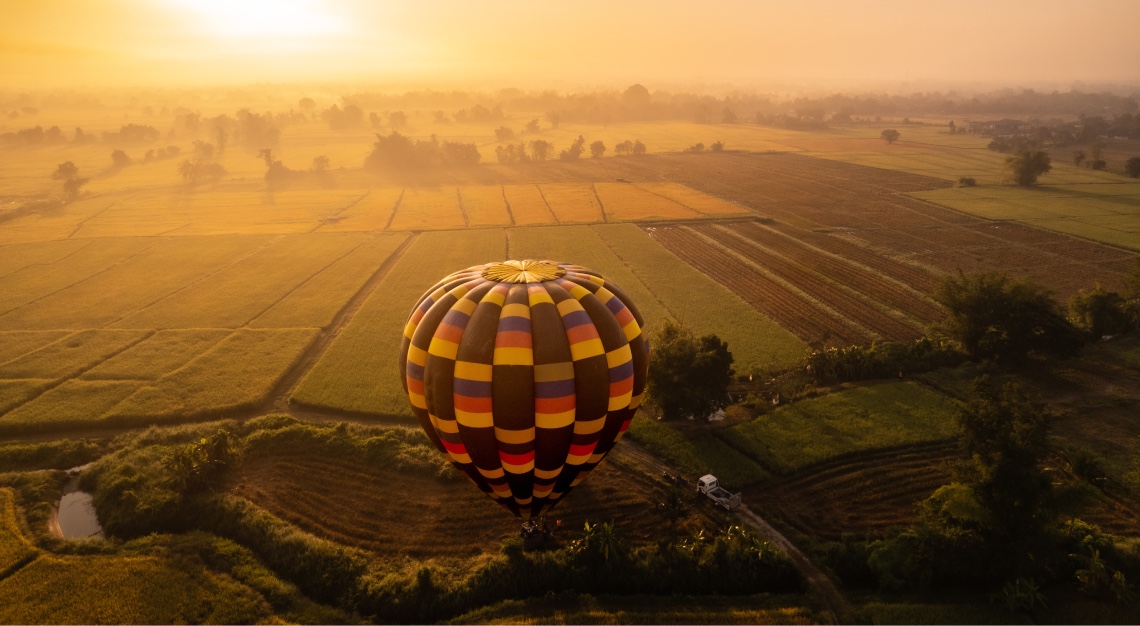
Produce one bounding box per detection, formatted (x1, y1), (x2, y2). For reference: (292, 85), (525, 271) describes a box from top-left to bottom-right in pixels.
(80, 329), (231, 380)
(106, 328), (318, 424)
(113, 233), (367, 329)
(0, 331), (71, 364)
(459, 185), (514, 227)
(0, 381), (53, 415)
(0, 235), (268, 330)
(0, 330), (149, 380)
(537, 184), (605, 223)
(292, 229), (506, 416)
(316, 188), (404, 232)
(2, 380), (142, 432)
(633, 182), (751, 216)
(593, 182), (699, 221)
(0, 239), (91, 279)
(388, 187), (466, 231)
(591, 223), (806, 371)
(501, 184), (557, 225)
(0, 488), (35, 573)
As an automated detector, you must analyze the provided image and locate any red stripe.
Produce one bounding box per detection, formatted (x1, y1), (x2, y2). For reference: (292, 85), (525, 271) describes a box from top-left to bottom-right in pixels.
(441, 439), (468, 456)
(454, 395), (493, 412)
(499, 450), (535, 465)
(495, 330), (533, 348)
(618, 418), (632, 433)
(435, 323), (464, 343)
(535, 396), (575, 413)
(609, 377), (634, 396)
(406, 377), (424, 394)
(568, 442), (596, 457)
(566, 324), (599, 344)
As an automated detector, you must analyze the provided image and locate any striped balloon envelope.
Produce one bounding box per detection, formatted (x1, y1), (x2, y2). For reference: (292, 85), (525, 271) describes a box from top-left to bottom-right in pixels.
(399, 259), (650, 519)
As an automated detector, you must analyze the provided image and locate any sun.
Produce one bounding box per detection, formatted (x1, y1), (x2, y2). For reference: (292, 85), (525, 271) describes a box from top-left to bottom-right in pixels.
(166, 0), (348, 40)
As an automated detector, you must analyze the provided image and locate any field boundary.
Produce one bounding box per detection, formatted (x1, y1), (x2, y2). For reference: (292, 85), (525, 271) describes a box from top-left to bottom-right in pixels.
(498, 184), (517, 227)
(591, 183), (609, 222)
(382, 189), (406, 231)
(534, 185), (560, 224)
(310, 189), (370, 233)
(455, 187), (471, 228)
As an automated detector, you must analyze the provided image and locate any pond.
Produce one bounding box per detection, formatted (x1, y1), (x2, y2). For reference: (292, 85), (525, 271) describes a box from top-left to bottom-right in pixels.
(55, 467), (103, 540)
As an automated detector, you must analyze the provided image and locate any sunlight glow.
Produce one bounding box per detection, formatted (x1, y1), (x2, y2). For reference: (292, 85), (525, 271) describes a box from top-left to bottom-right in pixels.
(167, 0), (349, 39)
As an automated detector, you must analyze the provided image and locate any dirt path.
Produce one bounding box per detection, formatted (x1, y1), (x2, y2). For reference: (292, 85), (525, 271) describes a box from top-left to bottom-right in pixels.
(615, 438), (852, 624)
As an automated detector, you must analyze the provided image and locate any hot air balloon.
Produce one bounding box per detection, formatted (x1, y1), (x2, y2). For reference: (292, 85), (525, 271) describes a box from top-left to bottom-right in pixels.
(399, 259), (650, 520)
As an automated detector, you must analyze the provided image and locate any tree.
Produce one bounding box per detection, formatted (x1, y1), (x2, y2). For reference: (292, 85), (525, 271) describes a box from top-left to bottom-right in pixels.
(1125, 157), (1140, 178)
(1069, 286), (1132, 336)
(933, 271), (1082, 362)
(311, 155), (330, 173)
(388, 111), (408, 127)
(615, 140), (633, 156)
(559, 135), (585, 160)
(110, 149), (132, 168)
(589, 140), (606, 158)
(524, 118), (540, 134)
(880, 129), (901, 144)
(529, 139), (552, 162)
(722, 108), (738, 124)
(645, 320), (734, 420)
(61, 177), (88, 201)
(494, 126), (514, 142)
(544, 110), (561, 129)
(51, 161), (78, 180)
(711, 140), (725, 152)
(632, 140), (646, 155)
(1073, 150), (1086, 167)
(1005, 150), (1052, 186)
(298, 97), (316, 112)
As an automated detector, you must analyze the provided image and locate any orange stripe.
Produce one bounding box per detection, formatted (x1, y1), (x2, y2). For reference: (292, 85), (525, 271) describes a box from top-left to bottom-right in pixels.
(495, 330), (533, 348)
(454, 395), (493, 412)
(536, 396), (575, 413)
(435, 323), (464, 343)
(566, 324), (599, 343)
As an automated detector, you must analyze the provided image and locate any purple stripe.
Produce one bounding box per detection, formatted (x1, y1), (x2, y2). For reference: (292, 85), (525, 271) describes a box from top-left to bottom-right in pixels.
(442, 309), (472, 327)
(437, 429), (463, 444)
(605, 297), (625, 315)
(560, 310), (591, 328)
(453, 378), (492, 397)
(497, 316), (532, 332)
(406, 362), (425, 380)
(536, 379), (576, 397)
(418, 298), (435, 312)
(609, 361), (634, 382)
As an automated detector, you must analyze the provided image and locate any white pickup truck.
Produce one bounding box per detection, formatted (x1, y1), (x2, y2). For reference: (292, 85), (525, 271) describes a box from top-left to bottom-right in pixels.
(696, 474), (742, 511)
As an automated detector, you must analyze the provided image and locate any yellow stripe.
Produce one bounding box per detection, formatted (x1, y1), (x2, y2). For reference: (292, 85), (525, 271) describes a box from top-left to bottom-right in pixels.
(447, 284), (470, 300)
(481, 288), (507, 307)
(495, 427), (535, 445)
(491, 484), (512, 498)
(514, 496), (533, 506)
(450, 452), (472, 464)
(630, 392), (644, 410)
(408, 391), (426, 409)
(406, 345), (427, 366)
(434, 418), (459, 434)
(606, 345), (632, 368)
(622, 320), (641, 341)
(502, 459), (535, 473)
(549, 491), (564, 500)
(428, 337), (458, 360)
(534, 467), (561, 480)
(455, 409), (494, 428)
(587, 452), (605, 464)
(453, 297), (478, 316)
(570, 338), (604, 361)
(586, 275), (605, 286)
(493, 346), (533, 365)
(534, 362), (574, 382)
(403, 320), (418, 339)
(477, 466), (505, 480)
(501, 303), (531, 319)
(608, 391), (633, 411)
(556, 299), (584, 316)
(572, 416), (606, 435)
(565, 453), (590, 465)
(454, 360), (493, 381)
(566, 283), (592, 300)
(528, 288), (554, 306)
(536, 409), (575, 429)
(570, 474), (587, 487)
(533, 487), (553, 498)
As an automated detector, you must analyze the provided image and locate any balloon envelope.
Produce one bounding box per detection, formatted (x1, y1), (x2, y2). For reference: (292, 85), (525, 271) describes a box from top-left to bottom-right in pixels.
(399, 260), (650, 519)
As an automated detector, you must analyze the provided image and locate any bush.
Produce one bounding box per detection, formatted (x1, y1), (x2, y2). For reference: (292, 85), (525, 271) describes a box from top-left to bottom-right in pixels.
(1070, 286), (1134, 337)
(957, 176), (976, 187)
(805, 338), (964, 385)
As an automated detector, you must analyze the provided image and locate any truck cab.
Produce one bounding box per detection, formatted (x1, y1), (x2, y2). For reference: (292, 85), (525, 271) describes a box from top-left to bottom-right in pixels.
(696, 474), (742, 511)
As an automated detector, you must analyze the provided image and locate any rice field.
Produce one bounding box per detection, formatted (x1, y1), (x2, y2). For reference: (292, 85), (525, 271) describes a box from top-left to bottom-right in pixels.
(459, 185), (513, 227)
(625, 416), (770, 487)
(0, 330), (149, 379)
(0, 488), (36, 574)
(79, 329), (232, 380)
(291, 229), (507, 416)
(538, 184), (606, 223)
(0, 555), (274, 624)
(316, 187), (404, 232)
(633, 182), (750, 216)
(593, 182), (699, 221)
(389, 186), (467, 231)
(501, 184), (557, 225)
(728, 381), (960, 474)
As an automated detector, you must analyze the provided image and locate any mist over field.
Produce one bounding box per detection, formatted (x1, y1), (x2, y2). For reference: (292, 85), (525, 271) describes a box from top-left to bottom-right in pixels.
(2, 2), (1140, 625)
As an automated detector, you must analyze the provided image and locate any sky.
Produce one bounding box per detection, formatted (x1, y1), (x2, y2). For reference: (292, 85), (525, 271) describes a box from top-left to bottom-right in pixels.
(1, 0), (1138, 90)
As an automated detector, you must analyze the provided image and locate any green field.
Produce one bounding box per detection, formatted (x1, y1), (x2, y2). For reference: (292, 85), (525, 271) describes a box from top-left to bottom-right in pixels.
(729, 381), (960, 473)
(626, 416), (770, 487)
(0, 488), (36, 574)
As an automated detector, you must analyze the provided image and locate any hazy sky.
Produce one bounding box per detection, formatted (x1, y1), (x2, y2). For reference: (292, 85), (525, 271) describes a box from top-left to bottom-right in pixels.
(2, 0), (1138, 89)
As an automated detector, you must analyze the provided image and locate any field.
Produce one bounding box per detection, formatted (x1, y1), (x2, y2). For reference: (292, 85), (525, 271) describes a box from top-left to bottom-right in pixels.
(0, 488), (35, 574)
(449, 593), (820, 625)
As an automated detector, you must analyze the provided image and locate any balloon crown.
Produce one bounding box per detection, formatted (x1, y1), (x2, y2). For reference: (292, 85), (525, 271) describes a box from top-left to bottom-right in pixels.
(480, 259), (567, 283)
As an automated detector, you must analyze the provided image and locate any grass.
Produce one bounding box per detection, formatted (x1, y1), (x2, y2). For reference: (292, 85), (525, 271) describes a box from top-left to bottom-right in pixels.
(292, 229), (506, 416)
(593, 182), (699, 222)
(0, 488), (36, 575)
(249, 232), (409, 328)
(0, 237), (152, 315)
(592, 223), (807, 371)
(80, 329), (231, 380)
(626, 415), (770, 487)
(634, 183), (750, 216)
(314, 187), (403, 232)
(0, 329), (149, 380)
(503, 184), (557, 225)
(538, 184), (606, 223)
(0, 235), (266, 329)
(105, 328), (318, 423)
(2, 380), (142, 430)
(910, 181), (1140, 251)
(448, 593), (819, 625)
(460, 185), (514, 227)
(0, 380), (52, 415)
(112, 233), (366, 329)
(0, 239), (89, 279)
(0, 331), (71, 364)
(728, 381), (960, 473)
(0, 555), (275, 624)
(390, 186), (467, 230)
